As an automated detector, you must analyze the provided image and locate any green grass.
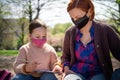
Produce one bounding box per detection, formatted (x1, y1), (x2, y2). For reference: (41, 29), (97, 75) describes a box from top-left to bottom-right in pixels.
(57, 51), (62, 57)
(0, 50), (113, 59)
(0, 50), (18, 56)
(0, 50), (62, 57)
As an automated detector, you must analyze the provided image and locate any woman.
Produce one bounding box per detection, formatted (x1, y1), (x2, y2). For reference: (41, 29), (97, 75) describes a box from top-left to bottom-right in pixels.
(61, 0), (120, 80)
(12, 19), (62, 80)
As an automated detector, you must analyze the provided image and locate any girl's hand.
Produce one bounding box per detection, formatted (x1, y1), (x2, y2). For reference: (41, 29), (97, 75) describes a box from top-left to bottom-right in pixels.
(25, 61), (37, 73)
(52, 65), (62, 75)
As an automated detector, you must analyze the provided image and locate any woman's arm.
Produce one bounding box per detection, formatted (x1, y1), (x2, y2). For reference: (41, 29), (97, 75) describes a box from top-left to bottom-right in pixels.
(107, 26), (120, 61)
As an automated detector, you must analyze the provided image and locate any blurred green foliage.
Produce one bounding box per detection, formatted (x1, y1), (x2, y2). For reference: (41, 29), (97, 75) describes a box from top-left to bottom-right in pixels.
(52, 22), (72, 35)
(0, 50), (18, 56)
(116, 0), (120, 4)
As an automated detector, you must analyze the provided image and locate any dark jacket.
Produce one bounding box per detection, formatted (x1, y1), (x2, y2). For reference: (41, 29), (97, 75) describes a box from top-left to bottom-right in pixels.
(61, 21), (120, 80)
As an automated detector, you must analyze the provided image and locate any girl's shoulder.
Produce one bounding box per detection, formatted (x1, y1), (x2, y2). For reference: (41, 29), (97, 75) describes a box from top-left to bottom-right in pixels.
(44, 43), (56, 54)
(18, 43), (30, 51)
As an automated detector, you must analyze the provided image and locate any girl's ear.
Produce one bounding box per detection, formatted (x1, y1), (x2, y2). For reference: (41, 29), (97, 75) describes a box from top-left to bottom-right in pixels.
(29, 34), (31, 38)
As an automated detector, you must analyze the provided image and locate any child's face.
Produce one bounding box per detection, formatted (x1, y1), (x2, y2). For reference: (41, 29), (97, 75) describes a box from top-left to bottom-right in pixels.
(30, 27), (47, 48)
(30, 27), (47, 39)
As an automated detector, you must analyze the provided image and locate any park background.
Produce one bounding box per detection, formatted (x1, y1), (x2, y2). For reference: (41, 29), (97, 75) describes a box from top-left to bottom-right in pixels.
(0, 0), (120, 77)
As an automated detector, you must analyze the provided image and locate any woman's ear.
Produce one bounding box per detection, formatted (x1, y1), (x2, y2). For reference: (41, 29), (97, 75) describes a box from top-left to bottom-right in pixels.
(88, 0), (95, 20)
(87, 9), (91, 17)
(87, 8), (94, 21)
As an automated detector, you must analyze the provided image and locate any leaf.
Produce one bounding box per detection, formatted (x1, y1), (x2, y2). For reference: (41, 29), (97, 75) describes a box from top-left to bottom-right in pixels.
(116, 0), (120, 4)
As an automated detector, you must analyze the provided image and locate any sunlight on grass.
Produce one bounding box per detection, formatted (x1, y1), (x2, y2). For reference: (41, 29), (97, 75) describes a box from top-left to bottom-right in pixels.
(57, 51), (62, 57)
(0, 50), (18, 56)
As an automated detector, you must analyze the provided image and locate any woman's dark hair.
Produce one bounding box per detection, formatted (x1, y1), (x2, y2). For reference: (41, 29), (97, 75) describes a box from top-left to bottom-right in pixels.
(29, 19), (47, 34)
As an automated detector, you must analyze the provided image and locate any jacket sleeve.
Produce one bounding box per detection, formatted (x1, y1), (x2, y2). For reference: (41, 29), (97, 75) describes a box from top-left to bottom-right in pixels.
(61, 29), (71, 67)
(13, 46), (27, 74)
(107, 26), (120, 61)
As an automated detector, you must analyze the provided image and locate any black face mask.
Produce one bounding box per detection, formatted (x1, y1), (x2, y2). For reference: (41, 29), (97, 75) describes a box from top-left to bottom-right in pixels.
(72, 15), (89, 29)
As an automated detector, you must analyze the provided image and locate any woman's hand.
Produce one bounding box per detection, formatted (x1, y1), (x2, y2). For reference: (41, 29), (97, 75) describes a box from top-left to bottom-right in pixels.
(64, 66), (75, 75)
(25, 61), (38, 73)
(52, 65), (62, 75)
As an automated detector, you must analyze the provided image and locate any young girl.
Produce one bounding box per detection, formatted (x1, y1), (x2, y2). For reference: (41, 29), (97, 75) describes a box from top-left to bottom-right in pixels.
(12, 19), (62, 80)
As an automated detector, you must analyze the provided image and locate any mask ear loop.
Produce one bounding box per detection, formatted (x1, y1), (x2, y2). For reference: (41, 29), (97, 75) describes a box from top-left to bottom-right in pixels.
(86, 9), (90, 16)
(86, 9), (91, 20)
(75, 0), (80, 8)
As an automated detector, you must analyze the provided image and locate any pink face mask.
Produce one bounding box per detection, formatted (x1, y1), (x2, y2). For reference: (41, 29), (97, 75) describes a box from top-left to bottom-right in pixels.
(31, 38), (47, 48)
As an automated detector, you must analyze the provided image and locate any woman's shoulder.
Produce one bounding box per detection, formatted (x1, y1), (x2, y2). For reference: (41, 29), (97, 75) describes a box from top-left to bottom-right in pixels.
(66, 25), (76, 31)
(65, 25), (76, 36)
(93, 21), (111, 28)
(93, 21), (114, 31)
(93, 21), (119, 35)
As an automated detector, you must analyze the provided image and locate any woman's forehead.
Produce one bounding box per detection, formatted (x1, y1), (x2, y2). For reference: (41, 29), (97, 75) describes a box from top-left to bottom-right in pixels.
(69, 8), (85, 17)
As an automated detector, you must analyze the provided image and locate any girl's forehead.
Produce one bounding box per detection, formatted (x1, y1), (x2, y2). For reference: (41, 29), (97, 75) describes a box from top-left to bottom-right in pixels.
(32, 27), (47, 33)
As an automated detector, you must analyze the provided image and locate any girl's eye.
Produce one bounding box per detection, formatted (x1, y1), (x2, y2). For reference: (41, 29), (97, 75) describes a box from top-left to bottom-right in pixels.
(42, 36), (46, 39)
(36, 36), (40, 38)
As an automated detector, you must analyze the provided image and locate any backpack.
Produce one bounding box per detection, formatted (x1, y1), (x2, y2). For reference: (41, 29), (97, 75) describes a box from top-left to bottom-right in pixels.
(0, 69), (12, 80)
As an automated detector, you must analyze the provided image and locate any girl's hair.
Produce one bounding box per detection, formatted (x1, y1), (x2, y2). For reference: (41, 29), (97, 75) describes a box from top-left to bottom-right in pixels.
(29, 19), (47, 34)
(67, 0), (95, 20)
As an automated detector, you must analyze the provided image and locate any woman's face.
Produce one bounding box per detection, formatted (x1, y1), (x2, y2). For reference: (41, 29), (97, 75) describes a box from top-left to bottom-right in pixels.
(69, 8), (86, 21)
(30, 27), (47, 39)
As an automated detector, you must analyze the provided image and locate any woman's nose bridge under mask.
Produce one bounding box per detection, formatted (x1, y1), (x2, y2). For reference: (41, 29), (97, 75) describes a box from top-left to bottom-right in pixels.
(72, 14), (89, 29)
